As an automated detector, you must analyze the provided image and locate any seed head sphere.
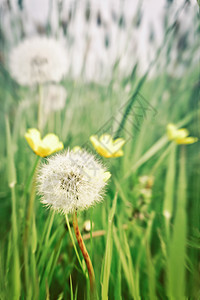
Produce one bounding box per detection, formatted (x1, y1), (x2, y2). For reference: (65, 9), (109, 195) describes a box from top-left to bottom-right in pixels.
(37, 150), (110, 214)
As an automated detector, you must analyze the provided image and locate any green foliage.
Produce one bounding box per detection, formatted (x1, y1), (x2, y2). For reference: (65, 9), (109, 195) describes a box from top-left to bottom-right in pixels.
(1, 67), (199, 299)
(0, 3), (200, 300)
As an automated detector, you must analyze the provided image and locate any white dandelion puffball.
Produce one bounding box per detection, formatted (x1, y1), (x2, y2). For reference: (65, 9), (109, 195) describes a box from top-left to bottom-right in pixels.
(9, 37), (67, 86)
(43, 84), (67, 114)
(37, 150), (110, 214)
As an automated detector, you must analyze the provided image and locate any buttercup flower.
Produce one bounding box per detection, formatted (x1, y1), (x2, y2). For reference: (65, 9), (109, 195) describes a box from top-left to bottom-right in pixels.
(37, 150), (111, 214)
(90, 134), (125, 158)
(72, 146), (82, 153)
(139, 175), (154, 188)
(25, 128), (63, 157)
(9, 37), (67, 86)
(167, 123), (198, 144)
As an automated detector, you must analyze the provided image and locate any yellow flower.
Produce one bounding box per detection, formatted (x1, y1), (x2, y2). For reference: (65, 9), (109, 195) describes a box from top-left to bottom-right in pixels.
(103, 171), (111, 182)
(90, 134), (125, 158)
(72, 146), (82, 153)
(25, 128), (64, 157)
(167, 123), (198, 145)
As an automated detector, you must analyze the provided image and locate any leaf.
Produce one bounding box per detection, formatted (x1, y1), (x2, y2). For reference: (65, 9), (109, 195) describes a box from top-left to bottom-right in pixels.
(163, 143), (176, 238)
(101, 192), (118, 300)
(167, 146), (187, 299)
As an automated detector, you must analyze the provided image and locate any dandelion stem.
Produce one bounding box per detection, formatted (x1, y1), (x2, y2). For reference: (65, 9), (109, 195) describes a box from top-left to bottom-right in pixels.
(23, 175), (36, 296)
(90, 208), (94, 263)
(72, 211), (97, 300)
(65, 215), (85, 274)
(24, 171), (38, 247)
(24, 156), (40, 197)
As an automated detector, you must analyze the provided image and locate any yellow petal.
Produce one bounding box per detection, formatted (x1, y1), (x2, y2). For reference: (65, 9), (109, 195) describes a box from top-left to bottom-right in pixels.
(35, 145), (52, 157)
(54, 142), (64, 152)
(36, 141), (63, 157)
(176, 128), (189, 139)
(175, 137), (198, 145)
(167, 123), (177, 140)
(113, 138), (125, 151)
(41, 134), (63, 155)
(167, 123), (190, 141)
(97, 147), (112, 158)
(99, 134), (113, 151)
(103, 171), (111, 182)
(90, 135), (101, 149)
(72, 146), (82, 153)
(25, 129), (63, 157)
(90, 134), (125, 158)
(90, 135), (111, 157)
(42, 133), (60, 147)
(112, 149), (124, 157)
(25, 128), (41, 152)
(99, 134), (113, 144)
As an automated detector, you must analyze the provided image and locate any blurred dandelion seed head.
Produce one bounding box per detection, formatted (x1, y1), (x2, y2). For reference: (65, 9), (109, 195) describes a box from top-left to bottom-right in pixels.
(9, 36), (67, 86)
(37, 150), (110, 214)
(163, 210), (171, 219)
(83, 220), (94, 232)
(43, 84), (67, 114)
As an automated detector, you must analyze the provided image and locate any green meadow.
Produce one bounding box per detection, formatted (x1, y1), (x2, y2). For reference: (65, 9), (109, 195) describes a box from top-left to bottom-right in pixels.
(0, 1), (200, 300)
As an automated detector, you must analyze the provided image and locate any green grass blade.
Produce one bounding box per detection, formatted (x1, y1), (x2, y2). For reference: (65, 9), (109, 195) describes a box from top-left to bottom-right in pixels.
(163, 143), (176, 239)
(101, 193), (118, 300)
(5, 115), (21, 300)
(114, 259), (122, 300)
(167, 146), (187, 299)
(124, 136), (169, 178)
(70, 275), (74, 300)
(146, 244), (156, 300)
(123, 230), (140, 300)
(5, 115), (16, 188)
(40, 233), (64, 298)
(36, 210), (55, 263)
(113, 226), (139, 300)
(31, 212), (38, 254)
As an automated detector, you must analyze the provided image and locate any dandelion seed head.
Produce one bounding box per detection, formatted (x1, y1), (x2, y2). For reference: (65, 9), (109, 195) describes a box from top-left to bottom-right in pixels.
(43, 84), (67, 114)
(9, 36), (67, 86)
(37, 150), (110, 214)
(83, 220), (94, 232)
(163, 210), (171, 219)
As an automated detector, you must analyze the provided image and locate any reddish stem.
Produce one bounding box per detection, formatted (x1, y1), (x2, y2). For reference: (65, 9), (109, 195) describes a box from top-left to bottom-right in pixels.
(73, 211), (97, 300)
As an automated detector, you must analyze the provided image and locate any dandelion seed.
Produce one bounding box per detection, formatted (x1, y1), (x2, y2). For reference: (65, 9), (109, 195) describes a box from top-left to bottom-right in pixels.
(37, 150), (111, 214)
(163, 210), (171, 219)
(9, 37), (67, 86)
(83, 220), (94, 232)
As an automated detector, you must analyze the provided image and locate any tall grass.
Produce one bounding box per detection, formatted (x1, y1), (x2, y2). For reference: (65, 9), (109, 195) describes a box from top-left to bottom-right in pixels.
(1, 70), (200, 299)
(0, 1), (200, 300)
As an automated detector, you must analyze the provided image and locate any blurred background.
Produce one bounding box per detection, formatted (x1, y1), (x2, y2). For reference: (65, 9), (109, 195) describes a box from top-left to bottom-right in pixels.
(0, 0), (198, 81)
